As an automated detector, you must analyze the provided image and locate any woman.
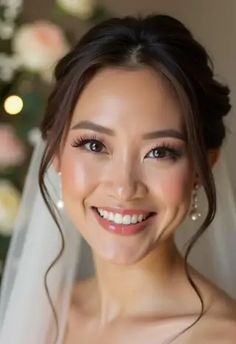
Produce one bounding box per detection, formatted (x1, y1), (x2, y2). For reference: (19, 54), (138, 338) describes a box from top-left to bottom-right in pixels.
(0, 14), (236, 344)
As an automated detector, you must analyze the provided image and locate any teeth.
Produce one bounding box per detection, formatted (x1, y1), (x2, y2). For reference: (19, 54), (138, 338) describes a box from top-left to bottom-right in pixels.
(131, 215), (138, 224)
(96, 208), (149, 225)
(138, 214), (144, 222)
(108, 212), (114, 221)
(123, 215), (131, 224)
(114, 214), (123, 224)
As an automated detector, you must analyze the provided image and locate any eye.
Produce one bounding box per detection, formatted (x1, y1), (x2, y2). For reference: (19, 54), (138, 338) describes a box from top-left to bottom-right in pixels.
(86, 140), (104, 152)
(71, 136), (107, 153)
(146, 144), (183, 161)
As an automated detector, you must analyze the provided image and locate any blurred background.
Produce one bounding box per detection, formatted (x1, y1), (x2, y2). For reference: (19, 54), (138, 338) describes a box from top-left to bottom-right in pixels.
(0, 0), (235, 285)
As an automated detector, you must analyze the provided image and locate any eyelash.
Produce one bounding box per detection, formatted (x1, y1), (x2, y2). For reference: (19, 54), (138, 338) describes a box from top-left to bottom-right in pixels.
(71, 135), (183, 161)
(148, 143), (183, 161)
(71, 135), (106, 152)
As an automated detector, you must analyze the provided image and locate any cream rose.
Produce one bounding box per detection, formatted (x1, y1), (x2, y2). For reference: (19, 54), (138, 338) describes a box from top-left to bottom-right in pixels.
(12, 20), (70, 77)
(0, 180), (21, 236)
(57, 0), (96, 19)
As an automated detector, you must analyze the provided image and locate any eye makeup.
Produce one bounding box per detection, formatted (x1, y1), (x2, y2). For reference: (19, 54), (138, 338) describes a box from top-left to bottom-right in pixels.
(146, 142), (185, 161)
(71, 134), (185, 161)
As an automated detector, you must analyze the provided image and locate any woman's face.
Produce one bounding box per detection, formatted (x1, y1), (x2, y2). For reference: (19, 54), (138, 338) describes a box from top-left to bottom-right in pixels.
(56, 67), (195, 264)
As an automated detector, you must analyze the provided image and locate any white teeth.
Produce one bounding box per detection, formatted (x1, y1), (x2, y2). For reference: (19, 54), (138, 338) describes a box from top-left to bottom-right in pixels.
(123, 215), (131, 224)
(138, 214), (144, 222)
(108, 212), (114, 221)
(131, 215), (138, 224)
(96, 208), (149, 225)
(114, 214), (123, 224)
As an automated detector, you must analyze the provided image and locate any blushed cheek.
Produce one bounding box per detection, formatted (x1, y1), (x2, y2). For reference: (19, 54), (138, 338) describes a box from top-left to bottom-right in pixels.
(152, 163), (193, 206)
(165, 175), (190, 205)
(60, 152), (99, 208)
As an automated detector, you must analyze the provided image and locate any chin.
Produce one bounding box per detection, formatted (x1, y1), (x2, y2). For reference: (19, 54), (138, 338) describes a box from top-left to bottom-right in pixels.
(93, 241), (154, 265)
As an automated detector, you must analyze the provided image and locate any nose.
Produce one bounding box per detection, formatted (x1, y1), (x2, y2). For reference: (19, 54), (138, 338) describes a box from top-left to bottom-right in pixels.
(105, 160), (148, 202)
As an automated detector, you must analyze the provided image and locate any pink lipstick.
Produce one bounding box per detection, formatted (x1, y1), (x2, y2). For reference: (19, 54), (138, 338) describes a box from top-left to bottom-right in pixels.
(92, 207), (156, 236)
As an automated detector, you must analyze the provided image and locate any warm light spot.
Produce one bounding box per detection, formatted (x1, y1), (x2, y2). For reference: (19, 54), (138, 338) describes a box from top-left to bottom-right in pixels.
(4, 95), (23, 115)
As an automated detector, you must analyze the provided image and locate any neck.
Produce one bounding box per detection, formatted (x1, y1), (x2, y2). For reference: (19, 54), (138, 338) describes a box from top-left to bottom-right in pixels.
(92, 238), (186, 327)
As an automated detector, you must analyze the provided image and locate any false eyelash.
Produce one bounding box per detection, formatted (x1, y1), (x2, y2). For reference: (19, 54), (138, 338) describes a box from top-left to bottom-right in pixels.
(71, 134), (105, 148)
(71, 136), (183, 161)
(149, 143), (184, 160)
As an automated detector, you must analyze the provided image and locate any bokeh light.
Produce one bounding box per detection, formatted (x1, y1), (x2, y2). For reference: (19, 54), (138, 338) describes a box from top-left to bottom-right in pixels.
(3, 95), (24, 115)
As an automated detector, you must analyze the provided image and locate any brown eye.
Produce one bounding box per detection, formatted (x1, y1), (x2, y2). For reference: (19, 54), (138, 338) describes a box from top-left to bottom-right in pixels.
(151, 148), (167, 158)
(87, 140), (104, 152)
(146, 145), (183, 161)
(71, 138), (106, 153)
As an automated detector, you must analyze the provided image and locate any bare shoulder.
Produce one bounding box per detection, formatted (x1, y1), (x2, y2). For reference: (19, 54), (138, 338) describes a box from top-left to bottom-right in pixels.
(208, 288), (236, 338)
(195, 267), (236, 320)
(182, 267), (236, 343)
(192, 298), (236, 343)
(69, 275), (236, 343)
(175, 295), (236, 344)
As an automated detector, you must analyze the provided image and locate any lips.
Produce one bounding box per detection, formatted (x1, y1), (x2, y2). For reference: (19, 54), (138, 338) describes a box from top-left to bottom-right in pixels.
(91, 207), (156, 236)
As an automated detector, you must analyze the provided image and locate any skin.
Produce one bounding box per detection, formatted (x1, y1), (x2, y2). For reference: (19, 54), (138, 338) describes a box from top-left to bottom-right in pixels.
(53, 68), (236, 343)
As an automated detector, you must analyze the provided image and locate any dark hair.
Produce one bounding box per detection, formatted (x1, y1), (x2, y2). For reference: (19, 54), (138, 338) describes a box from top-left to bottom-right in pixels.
(39, 14), (231, 343)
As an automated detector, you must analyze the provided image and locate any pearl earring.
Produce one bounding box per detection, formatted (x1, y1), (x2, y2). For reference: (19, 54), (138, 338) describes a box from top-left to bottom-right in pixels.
(189, 183), (201, 221)
(56, 171), (64, 209)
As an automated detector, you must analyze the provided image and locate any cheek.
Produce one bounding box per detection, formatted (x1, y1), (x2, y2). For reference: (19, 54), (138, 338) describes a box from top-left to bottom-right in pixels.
(148, 160), (193, 206)
(60, 149), (100, 205)
(163, 173), (190, 205)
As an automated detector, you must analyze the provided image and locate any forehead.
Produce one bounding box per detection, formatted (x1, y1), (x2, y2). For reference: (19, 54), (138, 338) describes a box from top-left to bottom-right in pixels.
(71, 67), (184, 131)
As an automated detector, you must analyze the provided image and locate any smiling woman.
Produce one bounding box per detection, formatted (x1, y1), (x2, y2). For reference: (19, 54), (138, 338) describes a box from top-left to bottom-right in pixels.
(0, 13), (236, 344)
(52, 67), (193, 266)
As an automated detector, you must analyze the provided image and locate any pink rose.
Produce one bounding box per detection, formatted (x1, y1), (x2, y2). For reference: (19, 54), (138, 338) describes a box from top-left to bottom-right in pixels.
(0, 125), (26, 169)
(12, 20), (70, 79)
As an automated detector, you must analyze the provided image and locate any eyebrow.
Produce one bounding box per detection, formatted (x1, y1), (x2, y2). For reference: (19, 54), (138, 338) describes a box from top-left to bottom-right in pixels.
(71, 120), (187, 141)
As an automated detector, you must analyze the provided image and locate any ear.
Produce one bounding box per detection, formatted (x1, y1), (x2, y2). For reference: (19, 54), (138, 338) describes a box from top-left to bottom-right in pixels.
(193, 149), (221, 188)
(208, 149), (221, 168)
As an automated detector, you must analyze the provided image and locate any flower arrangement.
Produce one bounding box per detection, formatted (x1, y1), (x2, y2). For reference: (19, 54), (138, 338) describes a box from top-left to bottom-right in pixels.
(0, 0), (111, 282)
(12, 20), (70, 81)
(0, 125), (26, 169)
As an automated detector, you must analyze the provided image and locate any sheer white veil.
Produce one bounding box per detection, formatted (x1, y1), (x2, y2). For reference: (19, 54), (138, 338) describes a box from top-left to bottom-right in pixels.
(0, 129), (235, 344)
(0, 136), (85, 343)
